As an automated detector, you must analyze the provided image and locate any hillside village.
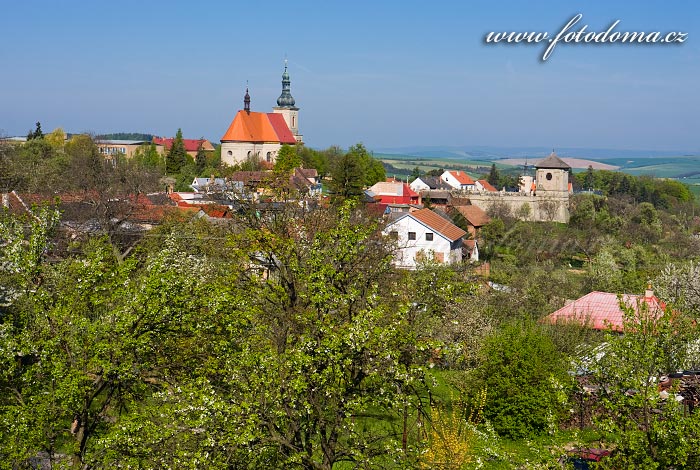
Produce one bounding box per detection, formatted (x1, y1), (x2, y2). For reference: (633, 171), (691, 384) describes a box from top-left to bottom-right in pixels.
(2, 65), (700, 469)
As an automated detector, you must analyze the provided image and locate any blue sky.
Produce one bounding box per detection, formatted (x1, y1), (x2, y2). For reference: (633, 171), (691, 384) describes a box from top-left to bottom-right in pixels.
(1, 0), (698, 152)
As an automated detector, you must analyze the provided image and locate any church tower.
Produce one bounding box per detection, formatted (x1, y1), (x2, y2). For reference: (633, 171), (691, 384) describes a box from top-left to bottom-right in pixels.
(272, 60), (302, 143)
(535, 150), (570, 193)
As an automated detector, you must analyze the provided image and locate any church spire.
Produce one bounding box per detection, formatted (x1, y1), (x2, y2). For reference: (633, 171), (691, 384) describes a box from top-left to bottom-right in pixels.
(276, 59), (296, 108)
(243, 85), (250, 113)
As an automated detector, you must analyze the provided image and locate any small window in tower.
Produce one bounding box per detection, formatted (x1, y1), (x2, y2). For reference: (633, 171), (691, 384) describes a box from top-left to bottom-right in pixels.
(227, 150), (232, 156)
(546, 172), (553, 180)
(292, 116), (295, 127)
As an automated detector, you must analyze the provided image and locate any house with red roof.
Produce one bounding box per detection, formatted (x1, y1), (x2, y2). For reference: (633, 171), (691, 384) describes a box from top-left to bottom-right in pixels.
(542, 287), (665, 332)
(221, 62), (303, 166)
(441, 170), (476, 191)
(383, 208), (467, 269)
(475, 179), (498, 192)
(367, 181), (420, 205)
(153, 136), (214, 158)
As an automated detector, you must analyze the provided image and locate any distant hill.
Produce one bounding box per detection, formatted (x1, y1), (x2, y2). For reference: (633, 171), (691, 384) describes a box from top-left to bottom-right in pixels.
(374, 145), (698, 161)
(97, 132), (154, 141)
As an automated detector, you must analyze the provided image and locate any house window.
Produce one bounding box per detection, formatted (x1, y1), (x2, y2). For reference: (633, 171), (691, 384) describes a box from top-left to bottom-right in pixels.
(425, 232), (434, 241)
(389, 230), (398, 239)
(408, 232), (416, 240)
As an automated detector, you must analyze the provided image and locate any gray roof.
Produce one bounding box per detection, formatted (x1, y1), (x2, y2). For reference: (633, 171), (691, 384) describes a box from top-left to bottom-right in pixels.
(536, 151), (570, 169)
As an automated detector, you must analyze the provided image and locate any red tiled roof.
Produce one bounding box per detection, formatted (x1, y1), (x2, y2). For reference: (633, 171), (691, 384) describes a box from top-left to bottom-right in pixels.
(220, 111), (296, 144)
(411, 208), (467, 242)
(448, 171), (475, 185)
(543, 291), (665, 332)
(477, 179), (498, 192)
(454, 205), (491, 227)
(153, 137), (214, 152)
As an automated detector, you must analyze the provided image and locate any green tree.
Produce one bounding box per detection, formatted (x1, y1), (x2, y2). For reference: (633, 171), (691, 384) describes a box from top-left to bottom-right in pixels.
(487, 163), (500, 186)
(473, 322), (571, 439)
(329, 150), (366, 203)
(194, 140), (207, 173)
(584, 302), (700, 469)
(26, 121), (43, 140)
(165, 129), (187, 175)
(273, 144), (301, 173)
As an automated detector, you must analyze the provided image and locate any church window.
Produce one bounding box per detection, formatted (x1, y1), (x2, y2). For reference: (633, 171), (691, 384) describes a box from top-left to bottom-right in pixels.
(408, 232), (416, 240)
(546, 172), (553, 180)
(227, 150), (232, 156)
(247, 151), (252, 158)
(266, 152), (272, 162)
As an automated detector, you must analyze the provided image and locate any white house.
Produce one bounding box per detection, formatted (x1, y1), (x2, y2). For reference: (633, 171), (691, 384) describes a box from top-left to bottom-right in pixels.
(384, 208), (467, 269)
(440, 170), (476, 191)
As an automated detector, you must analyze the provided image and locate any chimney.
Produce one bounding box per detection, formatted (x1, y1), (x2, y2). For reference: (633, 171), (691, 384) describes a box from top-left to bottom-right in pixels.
(645, 283), (654, 299)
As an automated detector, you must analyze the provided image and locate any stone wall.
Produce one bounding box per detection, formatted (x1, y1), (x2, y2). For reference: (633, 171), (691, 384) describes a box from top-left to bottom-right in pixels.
(461, 191), (570, 223)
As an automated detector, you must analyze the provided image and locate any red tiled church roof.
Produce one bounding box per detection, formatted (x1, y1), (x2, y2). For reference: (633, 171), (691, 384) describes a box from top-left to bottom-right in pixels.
(221, 111), (296, 144)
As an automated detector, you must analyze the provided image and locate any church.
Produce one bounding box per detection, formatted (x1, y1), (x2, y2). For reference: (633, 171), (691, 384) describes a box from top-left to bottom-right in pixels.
(220, 62), (303, 166)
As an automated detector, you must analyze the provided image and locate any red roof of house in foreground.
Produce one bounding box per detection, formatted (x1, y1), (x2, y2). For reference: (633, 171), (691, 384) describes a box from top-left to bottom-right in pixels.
(153, 137), (214, 152)
(543, 291), (665, 332)
(220, 110), (296, 144)
(410, 208), (467, 242)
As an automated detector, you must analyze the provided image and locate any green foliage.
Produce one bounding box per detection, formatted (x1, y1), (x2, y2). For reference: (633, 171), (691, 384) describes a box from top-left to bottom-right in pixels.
(194, 140), (207, 173)
(487, 163), (500, 186)
(473, 322), (571, 439)
(132, 143), (164, 170)
(329, 149), (366, 203)
(273, 144), (301, 173)
(165, 128), (187, 175)
(26, 121), (43, 140)
(584, 303), (700, 469)
(96, 132), (154, 141)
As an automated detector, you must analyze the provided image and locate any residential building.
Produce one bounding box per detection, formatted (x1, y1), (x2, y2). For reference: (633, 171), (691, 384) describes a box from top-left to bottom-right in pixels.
(96, 140), (151, 159)
(383, 208), (467, 269)
(441, 170), (476, 191)
(542, 287), (664, 332)
(153, 137), (214, 158)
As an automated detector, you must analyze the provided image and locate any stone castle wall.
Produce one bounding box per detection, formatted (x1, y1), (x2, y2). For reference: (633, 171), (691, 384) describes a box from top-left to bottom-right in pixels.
(459, 191), (570, 223)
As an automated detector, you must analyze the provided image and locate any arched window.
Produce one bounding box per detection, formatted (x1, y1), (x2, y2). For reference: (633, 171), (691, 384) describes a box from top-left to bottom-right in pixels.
(292, 116), (295, 128)
(266, 152), (272, 162)
(247, 151), (252, 158)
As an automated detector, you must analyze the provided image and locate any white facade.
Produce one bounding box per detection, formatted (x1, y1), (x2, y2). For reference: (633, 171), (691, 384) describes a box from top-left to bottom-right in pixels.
(440, 170), (475, 191)
(384, 215), (463, 269)
(409, 177), (431, 192)
(221, 142), (283, 167)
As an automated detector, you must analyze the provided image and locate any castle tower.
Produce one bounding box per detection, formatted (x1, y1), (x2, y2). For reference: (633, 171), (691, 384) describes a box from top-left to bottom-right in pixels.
(272, 60), (302, 143)
(535, 150), (570, 193)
